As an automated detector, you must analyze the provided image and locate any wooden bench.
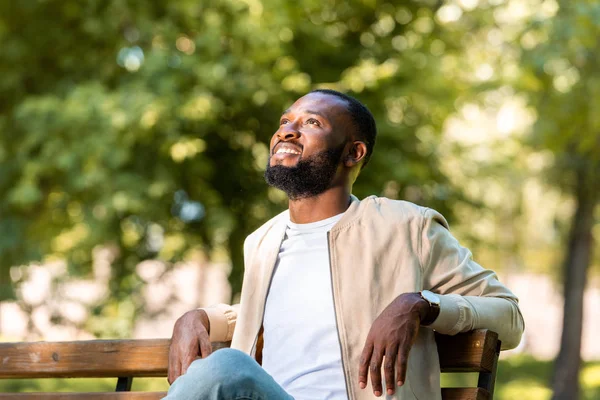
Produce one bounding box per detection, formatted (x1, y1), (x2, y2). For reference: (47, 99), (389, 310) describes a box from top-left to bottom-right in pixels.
(0, 329), (501, 400)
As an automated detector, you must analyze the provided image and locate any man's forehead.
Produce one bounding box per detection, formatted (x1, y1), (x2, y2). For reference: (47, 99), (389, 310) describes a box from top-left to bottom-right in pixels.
(284, 92), (350, 118)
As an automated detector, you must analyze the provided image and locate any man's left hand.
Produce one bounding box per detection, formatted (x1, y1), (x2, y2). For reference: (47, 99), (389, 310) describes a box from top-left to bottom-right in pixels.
(358, 292), (430, 397)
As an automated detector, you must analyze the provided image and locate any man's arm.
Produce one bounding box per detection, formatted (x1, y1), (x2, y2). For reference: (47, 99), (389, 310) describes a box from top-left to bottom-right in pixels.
(420, 208), (525, 350)
(167, 303), (239, 384)
(168, 232), (253, 384)
(358, 292), (434, 397)
(358, 207), (525, 397)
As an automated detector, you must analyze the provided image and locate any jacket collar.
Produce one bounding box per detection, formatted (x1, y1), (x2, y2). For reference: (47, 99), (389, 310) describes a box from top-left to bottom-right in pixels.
(275, 194), (366, 233)
(330, 194), (368, 233)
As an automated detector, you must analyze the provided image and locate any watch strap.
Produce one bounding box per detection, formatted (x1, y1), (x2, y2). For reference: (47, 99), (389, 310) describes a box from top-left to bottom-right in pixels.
(419, 291), (441, 326)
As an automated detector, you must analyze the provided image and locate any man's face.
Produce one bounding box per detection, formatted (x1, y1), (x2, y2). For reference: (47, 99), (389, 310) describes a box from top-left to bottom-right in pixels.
(264, 92), (355, 200)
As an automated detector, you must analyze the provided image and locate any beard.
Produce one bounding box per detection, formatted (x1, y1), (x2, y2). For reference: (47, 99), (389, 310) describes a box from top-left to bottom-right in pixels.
(264, 143), (346, 200)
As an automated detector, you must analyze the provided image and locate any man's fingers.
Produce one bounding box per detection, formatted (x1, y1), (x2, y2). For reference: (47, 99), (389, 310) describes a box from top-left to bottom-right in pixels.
(384, 344), (399, 395)
(180, 341), (201, 376)
(198, 329), (213, 358)
(167, 363), (179, 385)
(167, 347), (181, 385)
(180, 354), (196, 376)
(358, 340), (374, 389)
(395, 342), (412, 386)
(397, 322), (419, 386)
(369, 347), (384, 397)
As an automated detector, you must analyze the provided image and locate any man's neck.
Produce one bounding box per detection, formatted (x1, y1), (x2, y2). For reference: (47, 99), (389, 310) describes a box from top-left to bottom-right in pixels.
(288, 187), (351, 224)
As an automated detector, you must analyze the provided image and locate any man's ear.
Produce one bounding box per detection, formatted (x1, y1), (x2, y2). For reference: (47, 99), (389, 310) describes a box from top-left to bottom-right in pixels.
(344, 141), (368, 167)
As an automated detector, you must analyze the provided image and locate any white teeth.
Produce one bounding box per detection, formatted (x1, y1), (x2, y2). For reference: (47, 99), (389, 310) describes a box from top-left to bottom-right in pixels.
(276, 148), (300, 155)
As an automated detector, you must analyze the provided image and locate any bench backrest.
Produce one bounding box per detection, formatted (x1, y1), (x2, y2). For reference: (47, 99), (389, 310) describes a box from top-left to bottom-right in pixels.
(0, 329), (500, 400)
(437, 329), (501, 400)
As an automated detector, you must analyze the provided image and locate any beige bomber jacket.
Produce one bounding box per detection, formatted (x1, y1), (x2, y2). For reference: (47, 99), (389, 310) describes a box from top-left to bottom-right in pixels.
(203, 195), (525, 400)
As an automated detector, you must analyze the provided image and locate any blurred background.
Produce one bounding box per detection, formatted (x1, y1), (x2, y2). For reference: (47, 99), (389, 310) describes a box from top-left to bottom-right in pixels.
(0, 0), (598, 398)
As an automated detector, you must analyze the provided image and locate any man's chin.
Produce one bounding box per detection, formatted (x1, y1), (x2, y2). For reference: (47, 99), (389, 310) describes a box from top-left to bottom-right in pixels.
(270, 156), (301, 167)
(264, 146), (343, 199)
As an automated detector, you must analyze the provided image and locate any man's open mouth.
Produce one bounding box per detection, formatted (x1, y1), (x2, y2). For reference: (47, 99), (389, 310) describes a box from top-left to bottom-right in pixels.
(273, 142), (302, 156)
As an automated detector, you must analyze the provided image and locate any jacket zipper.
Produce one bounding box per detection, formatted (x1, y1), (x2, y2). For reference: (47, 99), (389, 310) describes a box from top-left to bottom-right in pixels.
(327, 231), (352, 399)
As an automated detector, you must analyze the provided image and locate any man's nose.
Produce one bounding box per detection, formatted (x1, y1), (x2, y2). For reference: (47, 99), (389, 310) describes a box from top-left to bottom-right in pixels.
(277, 126), (301, 141)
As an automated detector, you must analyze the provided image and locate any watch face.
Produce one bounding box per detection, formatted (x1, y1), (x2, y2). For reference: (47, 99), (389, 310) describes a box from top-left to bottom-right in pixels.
(421, 290), (441, 305)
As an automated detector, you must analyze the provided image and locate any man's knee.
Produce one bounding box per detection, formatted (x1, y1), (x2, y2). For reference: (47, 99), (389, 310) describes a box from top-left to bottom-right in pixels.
(166, 349), (260, 400)
(189, 348), (258, 383)
(207, 348), (254, 368)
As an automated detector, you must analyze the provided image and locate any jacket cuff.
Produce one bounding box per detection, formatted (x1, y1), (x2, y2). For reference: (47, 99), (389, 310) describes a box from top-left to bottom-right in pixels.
(428, 293), (465, 335)
(201, 304), (237, 342)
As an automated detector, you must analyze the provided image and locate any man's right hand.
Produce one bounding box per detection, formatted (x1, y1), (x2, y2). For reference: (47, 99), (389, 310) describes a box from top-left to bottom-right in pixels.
(168, 309), (212, 384)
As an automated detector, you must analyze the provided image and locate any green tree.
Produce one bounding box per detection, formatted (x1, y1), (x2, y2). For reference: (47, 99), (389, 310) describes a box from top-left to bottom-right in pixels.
(0, 0), (490, 335)
(519, 1), (600, 398)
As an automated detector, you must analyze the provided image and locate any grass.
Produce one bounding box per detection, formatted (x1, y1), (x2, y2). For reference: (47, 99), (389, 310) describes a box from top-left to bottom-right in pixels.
(0, 377), (170, 393)
(441, 356), (600, 400)
(1, 356), (599, 399)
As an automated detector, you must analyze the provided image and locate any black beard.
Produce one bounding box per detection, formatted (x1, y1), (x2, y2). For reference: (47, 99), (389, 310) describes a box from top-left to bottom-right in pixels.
(264, 143), (345, 200)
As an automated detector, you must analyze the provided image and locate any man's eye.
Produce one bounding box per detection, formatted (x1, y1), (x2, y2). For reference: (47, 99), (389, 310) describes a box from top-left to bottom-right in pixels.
(306, 118), (320, 126)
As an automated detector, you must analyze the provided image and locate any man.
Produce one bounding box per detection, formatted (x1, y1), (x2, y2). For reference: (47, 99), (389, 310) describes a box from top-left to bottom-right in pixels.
(164, 89), (524, 400)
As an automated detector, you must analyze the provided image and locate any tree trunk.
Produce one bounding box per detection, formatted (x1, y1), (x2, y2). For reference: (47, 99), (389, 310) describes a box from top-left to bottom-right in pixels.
(551, 168), (597, 400)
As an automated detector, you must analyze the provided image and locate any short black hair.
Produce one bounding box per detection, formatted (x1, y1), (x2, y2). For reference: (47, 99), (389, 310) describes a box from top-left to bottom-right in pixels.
(310, 89), (377, 168)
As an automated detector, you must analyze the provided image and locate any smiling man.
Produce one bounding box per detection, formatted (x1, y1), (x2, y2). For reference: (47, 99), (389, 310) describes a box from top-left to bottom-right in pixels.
(164, 90), (524, 400)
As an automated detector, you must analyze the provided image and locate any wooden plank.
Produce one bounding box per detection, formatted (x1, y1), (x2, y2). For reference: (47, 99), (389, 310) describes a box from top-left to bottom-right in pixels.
(1, 389), (490, 400)
(441, 387), (490, 400)
(435, 329), (498, 373)
(0, 339), (171, 379)
(212, 342), (231, 351)
(0, 388), (489, 400)
(0, 334), (501, 399)
(0, 393), (167, 400)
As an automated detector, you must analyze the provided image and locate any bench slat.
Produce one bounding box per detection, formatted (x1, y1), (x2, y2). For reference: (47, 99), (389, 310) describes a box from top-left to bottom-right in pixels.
(0, 389), (488, 400)
(0, 339), (170, 378)
(1, 331), (496, 378)
(1, 331), (498, 399)
(0, 393), (167, 400)
(1, 389), (488, 400)
(436, 329), (498, 373)
(441, 387), (490, 400)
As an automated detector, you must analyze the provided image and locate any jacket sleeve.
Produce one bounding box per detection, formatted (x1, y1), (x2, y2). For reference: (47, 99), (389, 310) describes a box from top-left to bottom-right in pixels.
(201, 303), (240, 342)
(419, 208), (525, 350)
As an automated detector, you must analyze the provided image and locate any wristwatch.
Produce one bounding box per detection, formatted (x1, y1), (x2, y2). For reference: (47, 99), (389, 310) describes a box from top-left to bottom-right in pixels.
(419, 290), (441, 326)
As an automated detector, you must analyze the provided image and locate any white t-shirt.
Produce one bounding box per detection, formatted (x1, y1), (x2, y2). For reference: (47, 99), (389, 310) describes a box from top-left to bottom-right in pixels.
(262, 213), (347, 400)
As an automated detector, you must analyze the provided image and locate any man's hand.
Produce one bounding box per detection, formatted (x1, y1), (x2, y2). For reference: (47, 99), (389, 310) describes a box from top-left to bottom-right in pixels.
(168, 309), (212, 384)
(358, 293), (430, 397)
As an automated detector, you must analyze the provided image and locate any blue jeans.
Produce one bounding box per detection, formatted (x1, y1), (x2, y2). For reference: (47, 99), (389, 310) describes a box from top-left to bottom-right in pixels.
(163, 348), (294, 400)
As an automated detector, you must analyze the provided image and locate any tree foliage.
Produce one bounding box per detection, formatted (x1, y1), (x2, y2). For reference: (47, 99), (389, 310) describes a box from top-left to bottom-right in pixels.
(518, 2), (600, 398)
(3, 1), (600, 396)
(1, 0), (483, 306)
